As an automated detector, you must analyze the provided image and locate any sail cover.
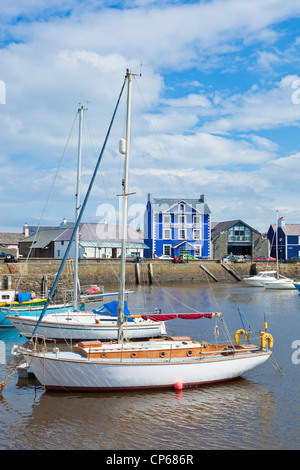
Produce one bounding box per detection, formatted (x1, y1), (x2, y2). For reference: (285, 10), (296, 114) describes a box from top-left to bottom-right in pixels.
(93, 301), (132, 320)
(141, 313), (214, 322)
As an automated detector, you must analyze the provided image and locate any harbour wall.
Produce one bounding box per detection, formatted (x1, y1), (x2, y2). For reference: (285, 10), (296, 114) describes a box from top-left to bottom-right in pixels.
(1, 259), (300, 299)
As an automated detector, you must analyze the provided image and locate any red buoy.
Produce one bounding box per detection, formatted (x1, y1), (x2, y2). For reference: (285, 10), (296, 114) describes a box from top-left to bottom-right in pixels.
(174, 381), (183, 391)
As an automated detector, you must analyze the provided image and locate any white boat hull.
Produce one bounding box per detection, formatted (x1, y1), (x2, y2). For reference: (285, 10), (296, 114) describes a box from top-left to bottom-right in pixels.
(24, 349), (271, 391)
(264, 280), (296, 290)
(244, 279), (266, 287)
(243, 271), (277, 287)
(7, 313), (166, 341)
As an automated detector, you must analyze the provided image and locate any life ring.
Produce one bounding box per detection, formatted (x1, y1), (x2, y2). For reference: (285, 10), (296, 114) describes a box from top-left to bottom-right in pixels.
(260, 332), (274, 349)
(234, 329), (249, 344)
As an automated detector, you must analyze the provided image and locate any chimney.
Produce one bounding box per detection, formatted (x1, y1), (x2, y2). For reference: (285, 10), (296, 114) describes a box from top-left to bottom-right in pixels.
(200, 194), (207, 203)
(23, 223), (29, 237)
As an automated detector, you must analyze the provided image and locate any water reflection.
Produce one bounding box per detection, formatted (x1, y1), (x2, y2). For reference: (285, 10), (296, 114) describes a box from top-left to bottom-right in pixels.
(10, 377), (274, 450)
(0, 282), (299, 450)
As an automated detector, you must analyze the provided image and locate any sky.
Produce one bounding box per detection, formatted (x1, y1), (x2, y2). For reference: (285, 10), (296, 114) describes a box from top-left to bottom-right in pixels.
(1, 0), (300, 234)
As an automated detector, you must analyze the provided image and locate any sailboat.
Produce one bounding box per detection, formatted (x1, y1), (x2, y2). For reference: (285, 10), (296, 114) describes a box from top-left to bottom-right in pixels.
(11, 70), (273, 391)
(263, 213), (296, 290)
(6, 104), (165, 341)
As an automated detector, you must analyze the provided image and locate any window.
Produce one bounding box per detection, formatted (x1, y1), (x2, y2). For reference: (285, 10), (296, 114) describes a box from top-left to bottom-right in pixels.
(228, 225), (251, 242)
(61, 241), (64, 245)
(57, 250), (61, 256)
(179, 229), (186, 240)
(193, 215), (200, 224)
(163, 245), (171, 256)
(194, 245), (201, 257)
(179, 203), (185, 211)
(163, 214), (171, 224)
(163, 229), (171, 239)
(193, 229), (200, 240)
(179, 215), (185, 224)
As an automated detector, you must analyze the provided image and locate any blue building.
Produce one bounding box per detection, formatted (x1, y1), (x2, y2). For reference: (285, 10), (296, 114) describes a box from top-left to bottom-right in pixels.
(267, 217), (300, 260)
(144, 194), (211, 259)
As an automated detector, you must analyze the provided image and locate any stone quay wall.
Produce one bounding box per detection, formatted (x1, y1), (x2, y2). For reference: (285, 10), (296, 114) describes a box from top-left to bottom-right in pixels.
(1, 259), (300, 300)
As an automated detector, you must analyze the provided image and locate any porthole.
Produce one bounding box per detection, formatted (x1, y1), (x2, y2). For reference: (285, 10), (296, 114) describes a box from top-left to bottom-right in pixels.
(131, 352), (137, 358)
(159, 351), (166, 358)
(186, 350), (193, 356)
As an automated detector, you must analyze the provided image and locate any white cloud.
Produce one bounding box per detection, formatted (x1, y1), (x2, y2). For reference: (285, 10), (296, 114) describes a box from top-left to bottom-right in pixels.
(1, 0), (300, 231)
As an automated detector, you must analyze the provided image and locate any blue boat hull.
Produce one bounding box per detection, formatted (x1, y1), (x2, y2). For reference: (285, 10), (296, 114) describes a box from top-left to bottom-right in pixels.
(294, 282), (300, 293)
(0, 305), (79, 328)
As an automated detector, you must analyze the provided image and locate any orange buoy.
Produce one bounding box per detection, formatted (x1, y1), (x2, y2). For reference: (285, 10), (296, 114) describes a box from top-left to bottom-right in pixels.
(174, 381), (183, 390)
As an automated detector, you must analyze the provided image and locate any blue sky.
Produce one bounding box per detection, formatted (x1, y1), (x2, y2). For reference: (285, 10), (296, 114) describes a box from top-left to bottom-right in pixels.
(1, 0), (300, 233)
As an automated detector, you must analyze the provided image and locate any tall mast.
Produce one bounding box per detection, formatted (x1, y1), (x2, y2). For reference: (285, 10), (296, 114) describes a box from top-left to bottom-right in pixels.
(117, 70), (133, 344)
(276, 209), (279, 279)
(74, 105), (84, 309)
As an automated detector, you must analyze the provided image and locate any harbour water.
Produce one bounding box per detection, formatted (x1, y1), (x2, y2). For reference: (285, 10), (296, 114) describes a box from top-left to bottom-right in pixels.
(0, 281), (299, 450)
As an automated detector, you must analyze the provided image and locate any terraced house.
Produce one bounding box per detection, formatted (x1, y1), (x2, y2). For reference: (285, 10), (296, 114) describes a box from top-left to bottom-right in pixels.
(144, 193), (211, 259)
(268, 217), (300, 260)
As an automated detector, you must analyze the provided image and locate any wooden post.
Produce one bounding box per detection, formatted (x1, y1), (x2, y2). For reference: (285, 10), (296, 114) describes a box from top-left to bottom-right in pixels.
(135, 263), (140, 285)
(148, 263), (153, 284)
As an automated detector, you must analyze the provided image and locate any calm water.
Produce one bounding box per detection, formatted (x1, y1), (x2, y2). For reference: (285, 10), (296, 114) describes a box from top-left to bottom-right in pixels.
(0, 281), (299, 450)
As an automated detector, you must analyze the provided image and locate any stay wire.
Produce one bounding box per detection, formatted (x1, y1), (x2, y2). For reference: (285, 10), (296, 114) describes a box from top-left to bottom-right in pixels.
(10, 110), (79, 308)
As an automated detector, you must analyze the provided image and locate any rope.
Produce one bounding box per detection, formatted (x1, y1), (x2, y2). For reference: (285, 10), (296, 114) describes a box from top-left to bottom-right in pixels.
(0, 348), (32, 392)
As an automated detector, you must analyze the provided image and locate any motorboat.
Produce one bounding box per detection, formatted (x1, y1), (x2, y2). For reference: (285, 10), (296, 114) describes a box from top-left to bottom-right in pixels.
(243, 271), (277, 287)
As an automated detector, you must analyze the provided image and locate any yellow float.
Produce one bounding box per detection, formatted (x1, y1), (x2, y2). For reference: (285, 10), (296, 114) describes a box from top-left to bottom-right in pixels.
(260, 331), (274, 349)
(234, 329), (249, 344)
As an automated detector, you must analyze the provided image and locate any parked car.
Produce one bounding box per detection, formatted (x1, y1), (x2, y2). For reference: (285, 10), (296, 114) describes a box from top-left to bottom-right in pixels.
(158, 255), (174, 260)
(252, 256), (276, 261)
(0, 250), (10, 258)
(223, 255), (240, 262)
(182, 254), (200, 260)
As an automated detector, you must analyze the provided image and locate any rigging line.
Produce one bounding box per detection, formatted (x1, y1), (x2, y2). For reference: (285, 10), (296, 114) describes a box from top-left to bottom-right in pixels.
(31, 74), (127, 338)
(10, 110), (79, 308)
(149, 269), (200, 313)
(84, 113), (113, 206)
(201, 269), (233, 345)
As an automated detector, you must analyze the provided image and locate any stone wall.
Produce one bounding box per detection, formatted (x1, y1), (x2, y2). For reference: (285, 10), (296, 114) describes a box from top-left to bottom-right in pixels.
(1, 259), (300, 299)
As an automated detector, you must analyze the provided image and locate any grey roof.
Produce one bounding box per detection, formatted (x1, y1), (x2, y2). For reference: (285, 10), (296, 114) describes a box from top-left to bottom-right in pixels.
(0, 233), (25, 244)
(27, 223), (75, 237)
(56, 223), (144, 243)
(80, 241), (149, 249)
(19, 228), (67, 248)
(211, 220), (261, 239)
(149, 197), (211, 215)
(272, 223), (300, 236)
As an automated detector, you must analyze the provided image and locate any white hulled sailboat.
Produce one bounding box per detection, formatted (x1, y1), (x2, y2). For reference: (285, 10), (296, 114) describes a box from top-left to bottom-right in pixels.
(6, 104), (165, 341)
(11, 70), (273, 392)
